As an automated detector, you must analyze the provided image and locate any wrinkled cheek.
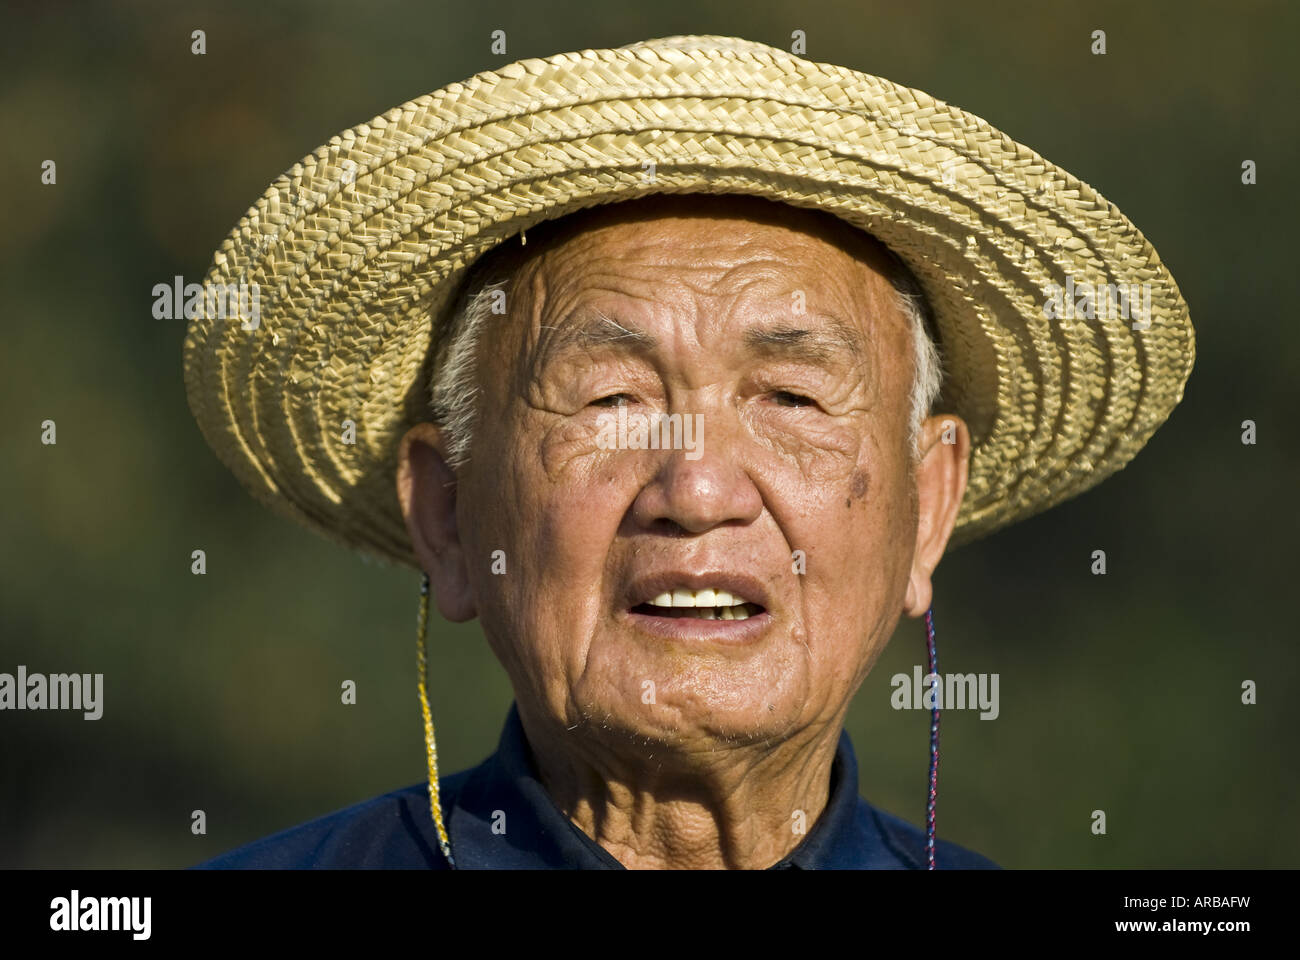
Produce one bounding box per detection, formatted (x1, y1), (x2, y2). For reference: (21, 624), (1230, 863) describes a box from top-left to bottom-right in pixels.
(487, 449), (629, 647)
(538, 418), (617, 480)
(745, 417), (863, 489)
(854, 484), (916, 653)
(799, 471), (914, 682)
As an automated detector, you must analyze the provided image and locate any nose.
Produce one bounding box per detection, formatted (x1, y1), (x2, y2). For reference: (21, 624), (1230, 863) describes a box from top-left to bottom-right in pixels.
(629, 418), (763, 535)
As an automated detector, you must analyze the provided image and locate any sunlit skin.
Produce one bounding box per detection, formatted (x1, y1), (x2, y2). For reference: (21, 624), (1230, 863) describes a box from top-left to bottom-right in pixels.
(397, 194), (970, 869)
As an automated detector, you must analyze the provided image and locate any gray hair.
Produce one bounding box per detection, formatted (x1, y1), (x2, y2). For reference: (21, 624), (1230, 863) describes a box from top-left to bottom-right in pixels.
(430, 254), (944, 469)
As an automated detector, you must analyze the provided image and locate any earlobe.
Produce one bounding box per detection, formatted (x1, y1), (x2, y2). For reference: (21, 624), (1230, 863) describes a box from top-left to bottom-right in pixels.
(903, 414), (971, 618)
(396, 423), (478, 622)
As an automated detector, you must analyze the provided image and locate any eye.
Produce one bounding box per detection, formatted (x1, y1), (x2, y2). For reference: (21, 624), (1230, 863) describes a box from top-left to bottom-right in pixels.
(770, 390), (816, 408)
(590, 393), (634, 408)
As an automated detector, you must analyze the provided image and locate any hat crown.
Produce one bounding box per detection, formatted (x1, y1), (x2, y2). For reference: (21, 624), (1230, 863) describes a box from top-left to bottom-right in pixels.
(618, 34), (781, 57)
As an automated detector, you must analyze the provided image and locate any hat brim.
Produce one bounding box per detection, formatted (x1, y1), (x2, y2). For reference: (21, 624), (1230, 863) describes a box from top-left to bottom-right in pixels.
(182, 35), (1195, 566)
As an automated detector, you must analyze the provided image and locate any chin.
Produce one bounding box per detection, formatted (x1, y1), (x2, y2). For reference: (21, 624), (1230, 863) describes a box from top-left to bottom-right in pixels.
(567, 675), (809, 756)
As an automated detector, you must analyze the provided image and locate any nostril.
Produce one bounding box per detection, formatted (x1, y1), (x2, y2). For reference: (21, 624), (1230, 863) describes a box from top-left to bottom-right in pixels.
(648, 519), (690, 537)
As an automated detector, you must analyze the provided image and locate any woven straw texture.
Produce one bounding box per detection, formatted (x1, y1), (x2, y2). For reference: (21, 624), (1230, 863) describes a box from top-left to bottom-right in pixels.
(182, 35), (1195, 566)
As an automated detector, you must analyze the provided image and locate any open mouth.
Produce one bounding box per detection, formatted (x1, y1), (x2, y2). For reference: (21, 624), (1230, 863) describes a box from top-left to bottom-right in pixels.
(630, 588), (766, 621)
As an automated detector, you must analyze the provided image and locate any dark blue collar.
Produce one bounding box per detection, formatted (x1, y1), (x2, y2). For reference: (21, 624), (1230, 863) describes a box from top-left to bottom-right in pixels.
(198, 701), (997, 869)
(448, 702), (892, 869)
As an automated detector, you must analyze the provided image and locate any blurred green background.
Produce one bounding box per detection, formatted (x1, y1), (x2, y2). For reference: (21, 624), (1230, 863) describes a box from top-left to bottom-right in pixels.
(2, 0), (1296, 869)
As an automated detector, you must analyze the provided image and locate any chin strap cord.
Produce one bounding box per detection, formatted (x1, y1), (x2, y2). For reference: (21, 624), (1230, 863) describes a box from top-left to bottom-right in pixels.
(924, 605), (940, 871)
(418, 573), (456, 868)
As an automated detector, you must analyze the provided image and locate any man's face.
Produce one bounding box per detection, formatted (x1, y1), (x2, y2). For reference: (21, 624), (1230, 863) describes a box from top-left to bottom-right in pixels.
(408, 195), (960, 760)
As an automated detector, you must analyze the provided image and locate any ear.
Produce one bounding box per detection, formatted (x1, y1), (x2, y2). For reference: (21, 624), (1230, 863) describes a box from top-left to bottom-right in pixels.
(903, 414), (971, 617)
(396, 422), (477, 622)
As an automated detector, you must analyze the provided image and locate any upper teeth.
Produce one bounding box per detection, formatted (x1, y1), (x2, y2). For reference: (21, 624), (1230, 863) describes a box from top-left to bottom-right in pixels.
(648, 588), (749, 608)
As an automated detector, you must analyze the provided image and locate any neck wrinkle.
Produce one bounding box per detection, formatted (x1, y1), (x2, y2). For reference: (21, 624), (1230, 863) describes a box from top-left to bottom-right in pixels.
(515, 701), (843, 870)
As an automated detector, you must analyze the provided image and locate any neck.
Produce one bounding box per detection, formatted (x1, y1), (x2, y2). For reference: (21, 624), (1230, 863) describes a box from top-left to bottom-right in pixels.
(518, 705), (842, 870)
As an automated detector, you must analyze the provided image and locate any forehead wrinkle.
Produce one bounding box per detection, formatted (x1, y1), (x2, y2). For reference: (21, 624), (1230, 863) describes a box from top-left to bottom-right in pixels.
(542, 228), (809, 306)
(507, 257), (660, 405)
(498, 216), (900, 399)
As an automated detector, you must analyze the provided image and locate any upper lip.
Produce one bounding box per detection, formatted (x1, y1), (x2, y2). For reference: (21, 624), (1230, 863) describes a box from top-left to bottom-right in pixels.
(625, 570), (773, 612)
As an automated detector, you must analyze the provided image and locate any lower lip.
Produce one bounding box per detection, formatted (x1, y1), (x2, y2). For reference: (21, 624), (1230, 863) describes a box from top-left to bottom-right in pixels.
(623, 608), (773, 646)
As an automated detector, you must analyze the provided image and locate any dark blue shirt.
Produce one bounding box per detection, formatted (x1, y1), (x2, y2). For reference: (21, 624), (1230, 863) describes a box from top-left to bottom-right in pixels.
(198, 703), (997, 869)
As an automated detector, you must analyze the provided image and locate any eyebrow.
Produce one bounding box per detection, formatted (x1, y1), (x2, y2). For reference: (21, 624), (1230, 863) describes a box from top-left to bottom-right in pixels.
(742, 318), (866, 364)
(540, 310), (658, 353)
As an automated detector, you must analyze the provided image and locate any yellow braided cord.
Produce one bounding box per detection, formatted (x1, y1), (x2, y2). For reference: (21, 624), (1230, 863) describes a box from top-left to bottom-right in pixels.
(417, 575), (456, 867)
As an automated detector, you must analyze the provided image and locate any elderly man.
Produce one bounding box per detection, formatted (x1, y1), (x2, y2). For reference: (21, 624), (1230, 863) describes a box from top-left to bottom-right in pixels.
(186, 36), (1193, 870)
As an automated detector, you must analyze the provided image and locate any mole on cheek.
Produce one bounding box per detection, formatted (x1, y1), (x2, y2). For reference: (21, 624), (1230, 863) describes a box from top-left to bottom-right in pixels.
(850, 468), (870, 500)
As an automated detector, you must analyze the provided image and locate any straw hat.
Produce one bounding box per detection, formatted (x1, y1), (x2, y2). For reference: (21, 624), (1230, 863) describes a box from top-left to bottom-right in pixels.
(182, 34), (1195, 565)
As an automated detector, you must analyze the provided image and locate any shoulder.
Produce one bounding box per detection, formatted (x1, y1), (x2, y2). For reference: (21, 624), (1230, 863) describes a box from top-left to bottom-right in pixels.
(194, 771), (471, 869)
(867, 802), (1000, 869)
